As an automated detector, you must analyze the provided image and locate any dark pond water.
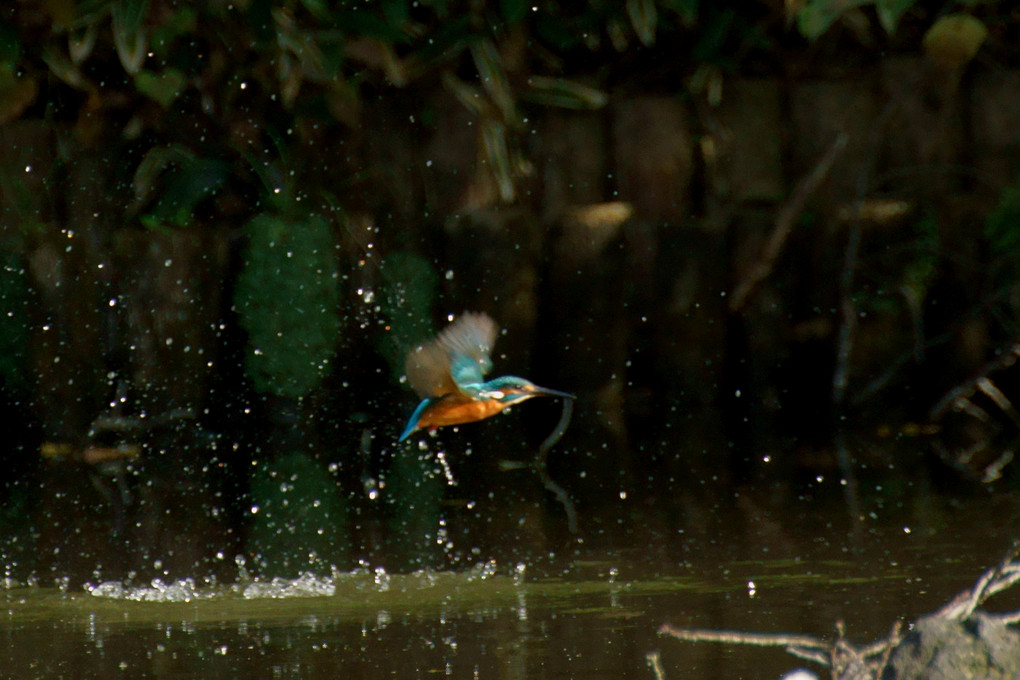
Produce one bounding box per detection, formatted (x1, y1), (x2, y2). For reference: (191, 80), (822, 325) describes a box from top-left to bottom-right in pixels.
(2, 489), (1017, 680)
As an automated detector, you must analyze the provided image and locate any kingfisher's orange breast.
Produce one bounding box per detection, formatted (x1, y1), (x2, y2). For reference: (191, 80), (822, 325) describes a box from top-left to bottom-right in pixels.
(416, 396), (508, 429)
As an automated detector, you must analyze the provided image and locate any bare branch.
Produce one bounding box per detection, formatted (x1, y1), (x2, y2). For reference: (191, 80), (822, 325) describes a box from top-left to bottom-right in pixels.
(786, 646), (831, 666)
(658, 623), (826, 650)
(935, 544), (1020, 620)
(729, 132), (847, 312)
(871, 620), (903, 679)
(656, 543), (1020, 680)
(645, 650), (666, 680)
(929, 343), (1020, 421)
(859, 622), (902, 659)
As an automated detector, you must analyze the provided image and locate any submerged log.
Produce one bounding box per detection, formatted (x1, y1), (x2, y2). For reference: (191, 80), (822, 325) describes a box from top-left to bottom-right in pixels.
(885, 613), (1020, 680)
(659, 544), (1020, 680)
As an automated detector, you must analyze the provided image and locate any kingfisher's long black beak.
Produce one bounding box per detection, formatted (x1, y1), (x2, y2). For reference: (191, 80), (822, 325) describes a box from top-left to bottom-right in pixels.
(533, 385), (575, 399)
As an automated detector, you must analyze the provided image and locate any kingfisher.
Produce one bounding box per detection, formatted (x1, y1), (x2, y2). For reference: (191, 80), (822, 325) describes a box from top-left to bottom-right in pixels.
(398, 312), (574, 441)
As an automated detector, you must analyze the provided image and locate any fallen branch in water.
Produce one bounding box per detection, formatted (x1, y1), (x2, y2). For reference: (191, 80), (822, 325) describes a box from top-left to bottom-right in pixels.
(931, 542), (1020, 622)
(657, 625), (831, 667)
(657, 542), (1020, 680)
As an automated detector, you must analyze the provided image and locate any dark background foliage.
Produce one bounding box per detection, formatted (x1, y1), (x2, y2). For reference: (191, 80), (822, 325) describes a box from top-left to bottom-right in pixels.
(1, 0), (1019, 581)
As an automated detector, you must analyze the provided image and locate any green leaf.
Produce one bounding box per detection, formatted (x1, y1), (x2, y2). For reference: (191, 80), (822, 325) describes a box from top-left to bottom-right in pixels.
(69, 0), (112, 27)
(68, 22), (99, 63)
(131, 144), (195, 202)
(923, 14), (987, 69)
(407, 15), (472, 67)
(663, 0), (698, 25)
(481, 119), (515, 202)
(299, 0), (330, 22)
(874, 0), (914, 34)
(381, 0), (410, 28)
(148, 157), (229, 226)
(235, 214), (340, 398)
(627, 0), (658, 47)
(41, 45), (89, 89)
(470, 39), (517, 125)
(248, 451), (348, 576)
(442, 72), (488, 117)
(135, 68), (185, 107)
(149, 7), (197, 58)
(525, 76), (608, 110)
(385, 442), (443, 568)
(796, 0), (868, 40)
(111, 0), (150, 75)
(500, 0), (528, 26)
(377, 251), (438, 380)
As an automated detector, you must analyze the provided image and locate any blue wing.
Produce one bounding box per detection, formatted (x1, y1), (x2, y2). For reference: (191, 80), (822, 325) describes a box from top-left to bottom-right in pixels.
(404, 312), (498, 398)
(438, 312), (496, 388)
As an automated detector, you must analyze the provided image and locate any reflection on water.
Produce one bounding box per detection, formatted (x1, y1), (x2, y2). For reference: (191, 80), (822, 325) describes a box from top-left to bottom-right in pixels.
(2, 490), (1018, 680)
(5, 417), (1020, 678)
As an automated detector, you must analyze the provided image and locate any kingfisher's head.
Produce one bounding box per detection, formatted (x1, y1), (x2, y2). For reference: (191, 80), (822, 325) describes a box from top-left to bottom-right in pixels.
(479, 376), (575, 406)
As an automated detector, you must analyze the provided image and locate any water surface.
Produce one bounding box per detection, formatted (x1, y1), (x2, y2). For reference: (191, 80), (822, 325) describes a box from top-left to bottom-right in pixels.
(3, 490), (1015, 680)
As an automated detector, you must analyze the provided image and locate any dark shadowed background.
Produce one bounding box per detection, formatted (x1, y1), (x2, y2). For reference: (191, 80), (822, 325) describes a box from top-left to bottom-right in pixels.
(1, 3), (1019, 677)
